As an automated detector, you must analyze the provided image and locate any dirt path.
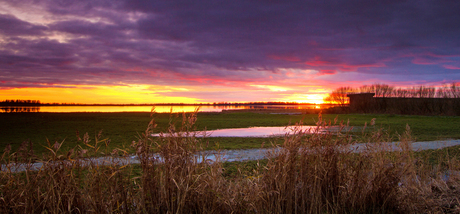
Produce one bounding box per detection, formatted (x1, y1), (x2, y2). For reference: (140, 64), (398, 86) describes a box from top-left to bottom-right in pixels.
(3, 139), (460, 173)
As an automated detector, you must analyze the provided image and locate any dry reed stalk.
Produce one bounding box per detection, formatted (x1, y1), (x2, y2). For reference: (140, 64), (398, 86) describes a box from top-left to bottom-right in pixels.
(2, 112), (460, 213)
(249, 116), (422, 213)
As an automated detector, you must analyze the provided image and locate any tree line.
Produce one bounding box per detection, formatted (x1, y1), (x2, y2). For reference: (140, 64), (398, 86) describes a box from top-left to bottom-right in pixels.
(325, 82), (460, 106)
(0, 100), (41, 106)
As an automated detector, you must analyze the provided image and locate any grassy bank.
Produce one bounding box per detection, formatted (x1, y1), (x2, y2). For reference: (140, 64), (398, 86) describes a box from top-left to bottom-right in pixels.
(1, 111), (460, 157)
(2, 112), (460, 213)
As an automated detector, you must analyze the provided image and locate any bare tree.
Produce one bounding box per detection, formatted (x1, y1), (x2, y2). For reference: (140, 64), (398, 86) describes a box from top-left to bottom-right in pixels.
(358, 85), (375, 93)
(394, 88), (410, 98)
(436, 84), (450, 98)
(413, 86), (436, 98)
(324, 87), (355, 107)
(437, 82), (460, 98)
(373, 83), (394, 97)
(450, 82), (460, 98)
(325, 82), (459, 104)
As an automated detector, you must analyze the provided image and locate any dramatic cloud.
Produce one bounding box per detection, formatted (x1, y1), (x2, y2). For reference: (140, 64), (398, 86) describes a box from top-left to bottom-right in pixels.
(1, 0), (460, 103)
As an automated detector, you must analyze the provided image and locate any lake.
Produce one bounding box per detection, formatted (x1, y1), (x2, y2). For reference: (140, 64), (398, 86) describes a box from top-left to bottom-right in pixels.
(1, 104), (321, 113)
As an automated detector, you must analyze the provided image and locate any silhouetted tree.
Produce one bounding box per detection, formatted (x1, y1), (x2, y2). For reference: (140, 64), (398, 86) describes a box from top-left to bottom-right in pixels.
(324, 87), (355, 107)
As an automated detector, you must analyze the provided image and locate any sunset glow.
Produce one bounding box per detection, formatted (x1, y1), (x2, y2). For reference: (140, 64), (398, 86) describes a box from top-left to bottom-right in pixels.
(282, 93), (327, 104)
(0, 85), (200, 104)
(0, 84), (329, 104)
(1, 1), (459, 104)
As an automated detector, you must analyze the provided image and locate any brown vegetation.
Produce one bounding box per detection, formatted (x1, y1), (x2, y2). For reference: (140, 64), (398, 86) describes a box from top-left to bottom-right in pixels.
(1, 112), (460, 213)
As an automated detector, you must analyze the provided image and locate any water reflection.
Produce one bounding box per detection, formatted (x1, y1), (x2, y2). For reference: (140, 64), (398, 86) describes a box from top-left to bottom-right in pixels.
(0, 104), (322, 113)
(1, 106), (40, 113)
(153, 126), (350, 137)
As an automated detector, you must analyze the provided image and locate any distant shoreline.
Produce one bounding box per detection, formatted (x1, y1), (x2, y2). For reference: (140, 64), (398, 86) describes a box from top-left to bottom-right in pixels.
(1, 102), (329, 107)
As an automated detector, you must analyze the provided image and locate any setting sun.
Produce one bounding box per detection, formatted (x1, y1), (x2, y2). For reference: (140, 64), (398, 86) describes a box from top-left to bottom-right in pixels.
(282, 93), (327, 104)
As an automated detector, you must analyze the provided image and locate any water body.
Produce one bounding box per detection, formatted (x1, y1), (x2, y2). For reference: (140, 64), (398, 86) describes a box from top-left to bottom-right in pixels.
(1, 104), (320, 113)
(152, 126), (354, 137)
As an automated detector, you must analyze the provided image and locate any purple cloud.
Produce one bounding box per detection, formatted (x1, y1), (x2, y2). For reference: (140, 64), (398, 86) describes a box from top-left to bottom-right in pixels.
(1, 0), (460, 100)
(0, 14), (48, 36)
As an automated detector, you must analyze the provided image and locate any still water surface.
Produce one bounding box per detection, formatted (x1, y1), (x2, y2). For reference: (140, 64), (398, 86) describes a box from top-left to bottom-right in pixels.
(1, 104), (320, 113)
(152, 126), (349, 137)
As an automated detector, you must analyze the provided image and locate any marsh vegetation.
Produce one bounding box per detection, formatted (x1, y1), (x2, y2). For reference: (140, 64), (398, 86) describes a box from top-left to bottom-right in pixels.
(2, 111), (460, 213)
(2, 111), (460, 156)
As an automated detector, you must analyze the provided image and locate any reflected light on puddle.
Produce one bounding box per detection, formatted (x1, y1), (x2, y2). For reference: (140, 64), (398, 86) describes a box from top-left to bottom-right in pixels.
(152, 126), (350, 138)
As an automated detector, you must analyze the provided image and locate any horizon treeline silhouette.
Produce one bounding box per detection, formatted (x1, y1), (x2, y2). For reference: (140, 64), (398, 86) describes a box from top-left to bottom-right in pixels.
(325, 82), (460, 106)
(330, 82), (460, 98)
(0, 100), (41, 106)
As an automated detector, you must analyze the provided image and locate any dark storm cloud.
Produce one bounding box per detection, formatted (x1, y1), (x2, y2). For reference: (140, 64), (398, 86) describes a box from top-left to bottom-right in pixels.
(1, 0), (460, 89)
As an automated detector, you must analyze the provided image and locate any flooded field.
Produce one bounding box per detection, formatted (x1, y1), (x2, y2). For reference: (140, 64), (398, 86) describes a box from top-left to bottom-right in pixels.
(152, 126), (355, 137)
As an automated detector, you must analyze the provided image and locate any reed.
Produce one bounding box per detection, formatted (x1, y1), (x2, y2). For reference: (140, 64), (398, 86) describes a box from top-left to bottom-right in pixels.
(1, 111), (459, 213)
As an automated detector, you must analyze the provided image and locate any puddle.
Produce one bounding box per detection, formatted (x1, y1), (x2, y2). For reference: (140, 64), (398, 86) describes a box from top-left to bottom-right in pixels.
(152, 126), (354, 138)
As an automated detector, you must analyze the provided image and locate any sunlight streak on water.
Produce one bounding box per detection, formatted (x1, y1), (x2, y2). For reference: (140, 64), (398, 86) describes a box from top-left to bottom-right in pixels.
(151, 126), (349, 137)
(0, 104), (323, 113)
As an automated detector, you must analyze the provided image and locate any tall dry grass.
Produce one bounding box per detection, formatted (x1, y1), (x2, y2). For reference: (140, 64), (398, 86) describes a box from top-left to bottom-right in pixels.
(1, 111), (460, 213)
(252, 116), (414, 213)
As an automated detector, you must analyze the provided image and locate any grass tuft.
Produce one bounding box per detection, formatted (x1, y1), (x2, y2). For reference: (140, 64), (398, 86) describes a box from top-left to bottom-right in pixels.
(1, 112), (460, 213)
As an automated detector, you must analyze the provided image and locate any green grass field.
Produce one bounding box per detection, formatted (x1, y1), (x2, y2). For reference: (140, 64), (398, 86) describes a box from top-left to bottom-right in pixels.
(1, 111), (460, 156)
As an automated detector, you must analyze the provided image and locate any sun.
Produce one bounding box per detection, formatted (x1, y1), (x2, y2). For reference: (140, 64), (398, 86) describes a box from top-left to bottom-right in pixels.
(284, 94), (326, 104)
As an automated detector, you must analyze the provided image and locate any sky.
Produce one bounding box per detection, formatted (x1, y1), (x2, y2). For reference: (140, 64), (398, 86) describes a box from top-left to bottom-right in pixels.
(1, 0), (460, 104)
